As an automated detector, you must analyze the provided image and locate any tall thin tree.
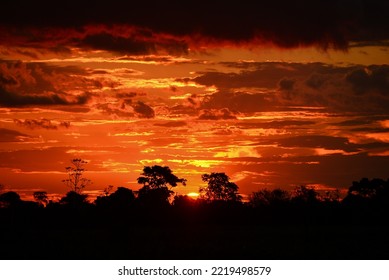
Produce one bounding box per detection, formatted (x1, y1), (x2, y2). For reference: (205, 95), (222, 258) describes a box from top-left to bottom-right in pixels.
(62, 158), (91, 194)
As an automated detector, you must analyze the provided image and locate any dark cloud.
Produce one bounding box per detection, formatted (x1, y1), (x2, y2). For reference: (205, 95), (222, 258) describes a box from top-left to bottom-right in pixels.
(278, 78), (296, 91)
(333, 117), (381, 126)
(0, 60), (94, 108)
(237, 120), (316, 129)
(0, 25), (189, 56)
(197, 62), (389, 113)
(0, 86), (90, 107)
(198, 108), (237, 120)
(1, 1), (389, 50)
(154, 121), (187, 127)
(264, 135), (389, 153)
(0, 74), (18, 86)
(78, 31), (188, 55)
(282, 64), (389, 112)
(0, 128), (37, 142)
(274, 135), (358, 152)
(116, 92), (138, 99)
(201, 91), (277, 113)
(14, 118), (70, 130)
(168, 105), (198, 116)
(81, 32), (154, 54)
(190, 62), (337, 90)
(345, 65), (389, 95)
(350, 127), (389, 133)
(187, 62), (389, 113)
(227, 153), (389, 190)
(191, 67), (289, 89)
(0, 60), (89, 92)
(305, 74), (330, 89)
(132, 101), (155, 118)
(116, 92), (138, 106)
(96, 103), (134, 118)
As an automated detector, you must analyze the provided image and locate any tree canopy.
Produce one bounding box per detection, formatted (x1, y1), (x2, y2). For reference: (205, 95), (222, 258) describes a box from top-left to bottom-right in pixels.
(348, 178), (389, 200)
(200, 172), (241, 202)
(137, 165), (186, 190)
(137, 165), (186, 206)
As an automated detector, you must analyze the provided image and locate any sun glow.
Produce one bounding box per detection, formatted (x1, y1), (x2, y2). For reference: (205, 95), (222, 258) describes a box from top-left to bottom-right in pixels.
(187, 192), (199, 198)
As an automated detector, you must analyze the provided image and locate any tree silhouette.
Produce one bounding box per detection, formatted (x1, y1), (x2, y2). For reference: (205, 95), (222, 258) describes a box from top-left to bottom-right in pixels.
(322, 189), (341, 203)
(291, 185), (320, 205)
(173, 194), (195, 206)
(60, 191), (89, 207)
(0, 191), (21, 208)
(199, 172), (241, 202)
(33, 191), (48, 207)
(62, 158), (91, 194)
(95, 187), (135, 209)
(137, 165), (186, 190)
(102, 185), (114, 196)
(249, 188), (290, 207)
(347, 178), (389, 200)
(137, 165), (186, 206)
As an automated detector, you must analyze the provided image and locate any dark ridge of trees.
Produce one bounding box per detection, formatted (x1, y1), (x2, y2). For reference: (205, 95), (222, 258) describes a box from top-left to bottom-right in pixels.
(95, 186), (135, 209)
(59, 191), (89, 208)
(0, 191), (22, 208)
(346, 177), (389, 202)
(249, 188), (291, 207)
(1, 162), (389, 259)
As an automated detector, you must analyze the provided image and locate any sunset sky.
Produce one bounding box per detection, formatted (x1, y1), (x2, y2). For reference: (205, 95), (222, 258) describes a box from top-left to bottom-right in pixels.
(1, 1), (389, 200)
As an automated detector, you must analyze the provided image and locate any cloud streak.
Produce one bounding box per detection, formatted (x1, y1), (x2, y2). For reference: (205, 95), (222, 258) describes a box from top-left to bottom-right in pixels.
(14, 118), (70, 130)
(0, 128), (37, 142)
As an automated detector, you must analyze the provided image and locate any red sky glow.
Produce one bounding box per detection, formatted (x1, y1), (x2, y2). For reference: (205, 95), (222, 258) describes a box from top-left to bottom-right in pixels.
(1, 1), (389, 200)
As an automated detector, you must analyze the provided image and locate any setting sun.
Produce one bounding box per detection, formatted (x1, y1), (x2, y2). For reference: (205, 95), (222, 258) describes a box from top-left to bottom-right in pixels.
(187, 192), (200, 198)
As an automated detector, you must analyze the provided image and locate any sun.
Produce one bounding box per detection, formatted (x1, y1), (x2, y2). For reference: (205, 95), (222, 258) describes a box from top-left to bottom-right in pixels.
(187, 192), (199, 198)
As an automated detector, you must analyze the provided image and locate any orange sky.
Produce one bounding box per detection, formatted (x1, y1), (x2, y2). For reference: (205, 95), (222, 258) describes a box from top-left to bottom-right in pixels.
(1, 2), (389, 200)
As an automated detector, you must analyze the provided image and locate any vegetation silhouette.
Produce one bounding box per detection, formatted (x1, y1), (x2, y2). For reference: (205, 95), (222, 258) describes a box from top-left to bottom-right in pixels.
(137, 165), (186, 208)
(59, 191), (89, 208)
(1, 160), (389, 259)
(33, 191), (48, 207)
(0, 191), (22, 208)
(62, 158), (92, 193)
(95, 186), (135, 209)
(200, 172), (242, 202)
(249, 188), (290, 207)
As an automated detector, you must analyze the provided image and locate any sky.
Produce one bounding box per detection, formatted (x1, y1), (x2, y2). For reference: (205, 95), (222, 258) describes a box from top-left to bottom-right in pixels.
(1, 0), (389, 200)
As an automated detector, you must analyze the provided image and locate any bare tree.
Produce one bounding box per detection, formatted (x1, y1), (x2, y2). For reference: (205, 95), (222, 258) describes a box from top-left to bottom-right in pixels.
(62, 158), (91, 194)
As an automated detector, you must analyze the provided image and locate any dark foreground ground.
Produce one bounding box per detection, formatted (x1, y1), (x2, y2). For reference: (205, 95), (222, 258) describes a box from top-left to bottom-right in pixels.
(1, 205), (389, 259)
(2, 224), (389, 259)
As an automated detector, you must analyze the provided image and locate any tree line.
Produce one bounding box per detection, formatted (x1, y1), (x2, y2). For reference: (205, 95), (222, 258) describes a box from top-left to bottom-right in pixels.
(2, 159), (389, 260)
(1, 159), (389, 217)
